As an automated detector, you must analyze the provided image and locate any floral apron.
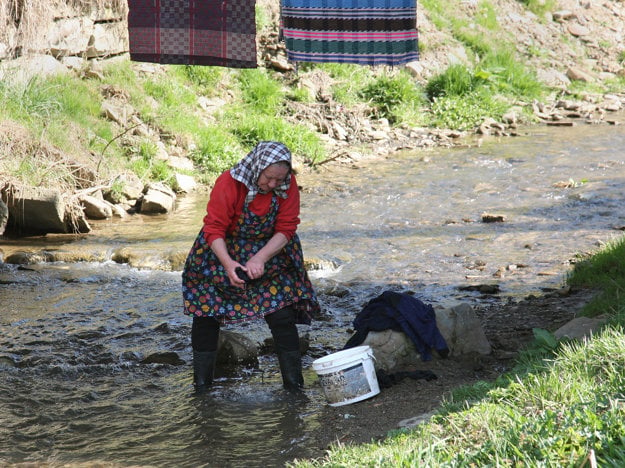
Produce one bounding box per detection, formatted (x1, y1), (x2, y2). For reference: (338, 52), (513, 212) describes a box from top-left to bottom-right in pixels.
(182, 194), (319, 324)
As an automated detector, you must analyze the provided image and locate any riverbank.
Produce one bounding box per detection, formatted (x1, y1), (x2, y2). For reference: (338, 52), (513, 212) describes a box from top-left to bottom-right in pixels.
(293, 233), (625, 467)
(1, 0), (625, 238)
(294, 286), (599, 461)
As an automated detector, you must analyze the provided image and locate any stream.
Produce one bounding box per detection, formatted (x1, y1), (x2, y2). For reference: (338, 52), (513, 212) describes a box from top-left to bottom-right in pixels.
(1, 117), (625, 467)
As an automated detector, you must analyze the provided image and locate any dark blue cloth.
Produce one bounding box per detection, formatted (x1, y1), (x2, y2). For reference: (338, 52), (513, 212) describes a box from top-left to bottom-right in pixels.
(344, 291), (449, 361)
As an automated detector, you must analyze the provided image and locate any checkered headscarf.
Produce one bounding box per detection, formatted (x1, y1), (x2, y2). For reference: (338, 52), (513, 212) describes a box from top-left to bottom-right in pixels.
(230, 141), (292, 203)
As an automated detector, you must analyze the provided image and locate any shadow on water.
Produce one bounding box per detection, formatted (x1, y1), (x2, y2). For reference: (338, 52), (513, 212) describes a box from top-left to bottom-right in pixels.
(2, 117), (625, 466)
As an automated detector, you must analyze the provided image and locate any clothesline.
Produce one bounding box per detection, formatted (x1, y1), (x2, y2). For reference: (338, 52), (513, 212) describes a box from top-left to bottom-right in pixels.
(127, 0), (419, 68)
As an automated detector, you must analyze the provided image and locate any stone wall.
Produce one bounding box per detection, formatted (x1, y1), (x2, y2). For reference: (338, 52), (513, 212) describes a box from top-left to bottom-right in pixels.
(0, 0), (128, 65)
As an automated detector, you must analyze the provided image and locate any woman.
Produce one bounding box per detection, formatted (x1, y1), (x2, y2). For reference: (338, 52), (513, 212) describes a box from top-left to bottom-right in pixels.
(182, 141), (320, 393)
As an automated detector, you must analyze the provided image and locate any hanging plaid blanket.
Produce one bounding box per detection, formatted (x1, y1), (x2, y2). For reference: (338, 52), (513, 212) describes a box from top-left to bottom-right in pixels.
(127, 0), (257, 68)
(281, 0), (419, 66)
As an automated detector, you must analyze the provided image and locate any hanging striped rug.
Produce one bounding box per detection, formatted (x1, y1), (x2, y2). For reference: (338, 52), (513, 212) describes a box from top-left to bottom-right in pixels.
(281, 0), (419, 66)
(127, 0), (257, 68)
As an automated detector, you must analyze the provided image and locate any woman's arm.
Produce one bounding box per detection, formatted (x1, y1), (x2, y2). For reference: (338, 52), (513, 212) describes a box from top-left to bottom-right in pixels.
(244, 232), (288, 280)
(202, 172), (245, 245)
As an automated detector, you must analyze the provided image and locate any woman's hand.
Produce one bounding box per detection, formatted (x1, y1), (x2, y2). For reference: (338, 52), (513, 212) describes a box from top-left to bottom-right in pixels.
(211, 238), (247, 289)
(227, 263), (247, 289)
(242, 257), (265, 280)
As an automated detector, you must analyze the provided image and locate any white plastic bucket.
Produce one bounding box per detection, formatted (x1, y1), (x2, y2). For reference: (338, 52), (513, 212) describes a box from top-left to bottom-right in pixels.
(312, 345), (380, 407)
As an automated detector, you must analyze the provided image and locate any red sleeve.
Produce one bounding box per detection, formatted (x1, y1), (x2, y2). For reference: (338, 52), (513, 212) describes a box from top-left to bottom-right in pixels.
(201, 171), (300, 243)
(274, 174), (300, 240)
(201, 172), (245, 245)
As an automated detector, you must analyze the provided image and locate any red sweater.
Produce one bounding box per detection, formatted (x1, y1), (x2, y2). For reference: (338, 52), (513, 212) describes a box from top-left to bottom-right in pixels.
(202, 171), (301, 245)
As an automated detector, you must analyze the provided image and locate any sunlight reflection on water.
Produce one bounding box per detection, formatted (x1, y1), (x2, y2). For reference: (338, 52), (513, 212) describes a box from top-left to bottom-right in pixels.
(1, 118), (625, 466)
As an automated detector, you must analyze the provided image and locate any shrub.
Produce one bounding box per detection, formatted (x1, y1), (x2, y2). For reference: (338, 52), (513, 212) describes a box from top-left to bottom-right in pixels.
(425, 64), (476, 100)
(237, 68), (284, 114)
(428, 91), (508, 130)
(360, 72), (425, 124)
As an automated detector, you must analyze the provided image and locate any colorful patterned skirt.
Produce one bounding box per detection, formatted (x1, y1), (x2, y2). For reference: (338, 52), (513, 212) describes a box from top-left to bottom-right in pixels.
(182, 230), (319, 325)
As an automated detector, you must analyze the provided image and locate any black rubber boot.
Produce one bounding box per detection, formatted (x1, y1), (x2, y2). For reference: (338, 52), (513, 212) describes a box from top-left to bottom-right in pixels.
(266, 307), (304, 392)
(277, 349), (304, 392)
(193, 350), (217, 394)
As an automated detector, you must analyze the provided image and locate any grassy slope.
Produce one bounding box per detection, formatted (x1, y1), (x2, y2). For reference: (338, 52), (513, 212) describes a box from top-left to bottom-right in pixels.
(1, 0), (623, 192)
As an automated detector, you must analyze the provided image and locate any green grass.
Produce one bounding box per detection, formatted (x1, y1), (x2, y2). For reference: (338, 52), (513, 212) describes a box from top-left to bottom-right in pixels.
(567, 236), (625, 318)
(311, 63), (374, 106)
(1, 74), (102, 139)
(6, 151), (75, 189)
(479, 49), (544, 98)
(189, 126), (244, 178)
(0, 72), (129, 186)
(426, 51), (543, 101)
(227, 109), (325, 163)
(424, 49), (544, 129)
(428, 91), (507, 130)
(255, 3), (273, 30)
(421, 0), (502, 58)
(425, 63), (476, 99)
(359, 71), (427, 124)
(599, 74), (625, 96)
(476, 1), (500, 31)
(131, 155), (174, 184)
(170, 64), (224, 95)
(419, 0), (547, 130)
(237, 68), (284, 114)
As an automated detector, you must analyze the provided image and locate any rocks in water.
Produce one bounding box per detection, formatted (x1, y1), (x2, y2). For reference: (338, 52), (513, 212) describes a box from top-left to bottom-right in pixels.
(216, 330), (260, 371)
(2, 186), (74, 234)
(139, 331), (260, 371)
(481, 212), (506, 223)
(79, 194), (113, 220)
(0, 177), (180, 236)
(458, 283), (501, 294)
(141, 351), (185, 366)
(138, 182), (177, 214)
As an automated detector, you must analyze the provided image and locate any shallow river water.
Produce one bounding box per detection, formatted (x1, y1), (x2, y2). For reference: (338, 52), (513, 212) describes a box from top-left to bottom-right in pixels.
(1, 118), (625, 467)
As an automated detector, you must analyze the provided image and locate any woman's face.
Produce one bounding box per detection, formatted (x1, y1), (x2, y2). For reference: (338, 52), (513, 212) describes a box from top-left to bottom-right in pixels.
(257, 164), (289, 193)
